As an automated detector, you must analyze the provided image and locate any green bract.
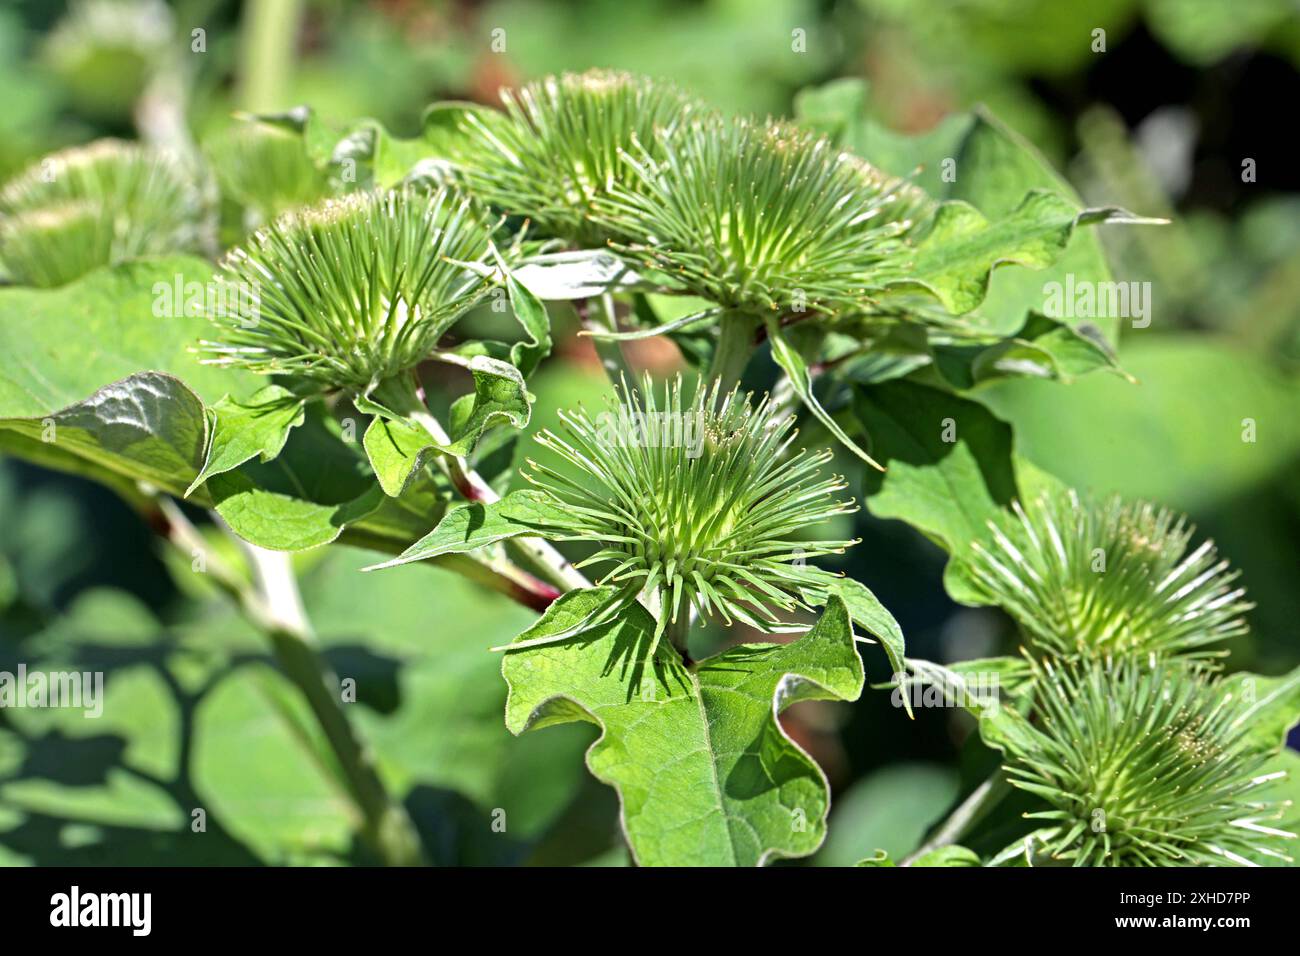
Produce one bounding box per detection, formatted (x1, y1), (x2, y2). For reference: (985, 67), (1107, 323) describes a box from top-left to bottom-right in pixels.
(596, 116), (930, 317)
(0, 139), (206, 287)
(201, 186), (495, 392)
(523, 376), (857, 635)
(967, 490), (1250, 664)
(455, 69), (700, 246)
(992, 659), (1294, 866)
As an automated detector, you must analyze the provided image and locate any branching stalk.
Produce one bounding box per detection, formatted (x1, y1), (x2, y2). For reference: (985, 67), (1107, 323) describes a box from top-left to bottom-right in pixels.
(157, 499), (426, 866)
(394, 379), (591, 593)
(708, 311), (758, 392)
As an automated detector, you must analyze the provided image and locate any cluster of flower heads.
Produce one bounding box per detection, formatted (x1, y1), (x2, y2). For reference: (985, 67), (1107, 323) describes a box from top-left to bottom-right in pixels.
(965, 490), (1292, 866)
(0, 139), (206, 287)
(522, 375), (857, 639)
(201, 186), (495, 392)
(452, 69), (930, 320)
(996, 659), (1291, 866)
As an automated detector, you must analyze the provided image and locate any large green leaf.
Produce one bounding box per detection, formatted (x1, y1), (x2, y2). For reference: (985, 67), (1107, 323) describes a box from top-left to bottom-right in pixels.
(880, 191), (1157, 319)
(502, 590), (864, 866)
(0, 372), (210, 496)
(0, 256), (257, 418)
(852, 379), (1018, 600)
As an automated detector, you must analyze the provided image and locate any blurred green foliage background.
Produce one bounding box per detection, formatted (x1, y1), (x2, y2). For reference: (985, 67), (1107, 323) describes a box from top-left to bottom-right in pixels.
(0, 0), (1296, 865)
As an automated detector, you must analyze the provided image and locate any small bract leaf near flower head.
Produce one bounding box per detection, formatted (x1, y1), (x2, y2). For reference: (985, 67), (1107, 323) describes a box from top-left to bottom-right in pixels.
(967, 489), (1251, 665)
(456, 69), (701, 247)
(0, 138), (207, 287)
(522, 375), (859, 634)
(998, 659), (1293, 867)
(596, 116), (931, 318)
(202, 186), (495, 393)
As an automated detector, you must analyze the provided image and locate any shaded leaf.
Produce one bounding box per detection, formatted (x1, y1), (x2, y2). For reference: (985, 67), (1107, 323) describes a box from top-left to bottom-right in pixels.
(0, 372), (208, 496)
(364, 491), (568, 570)
(186, 386), (306, 496)
(852, 380), (1018, 601)
(502, 590), (864, 866)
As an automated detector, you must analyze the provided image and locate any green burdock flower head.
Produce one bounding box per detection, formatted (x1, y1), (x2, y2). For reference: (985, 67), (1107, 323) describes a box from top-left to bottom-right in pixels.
(202, 186), (495, 392)
(205, 121), (331, 225)
(967, 489), (1250, 665)
(0, 138), (206, 287)
(994, 659), (1293, 866)
(523, 375), (858, 637)
(595, 116), (931, 318)
(455, 69), (701, 246)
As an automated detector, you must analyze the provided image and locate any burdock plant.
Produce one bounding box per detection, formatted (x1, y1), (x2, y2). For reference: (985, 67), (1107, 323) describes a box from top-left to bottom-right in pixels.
(515, 375), (858, 657)
(966, 489), (1251, 665)
(598, 116), (929, 321)
(201, 186), (494, 392)
(0, 139), (206, 287)
(990, 659), (1294, 866)
(453, 69), (700, 247)
(6, 60), (1294, 871)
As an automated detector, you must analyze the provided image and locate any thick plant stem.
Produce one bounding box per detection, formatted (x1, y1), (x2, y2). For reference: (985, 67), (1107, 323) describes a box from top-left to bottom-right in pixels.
(238, 0), (303, 112)
(157, 500), (426, 865)
(236, 536), (426, 867)
(708, 311), (758, 393)
(900, 770), (1011, 866)
(664, 610), (693, 665)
